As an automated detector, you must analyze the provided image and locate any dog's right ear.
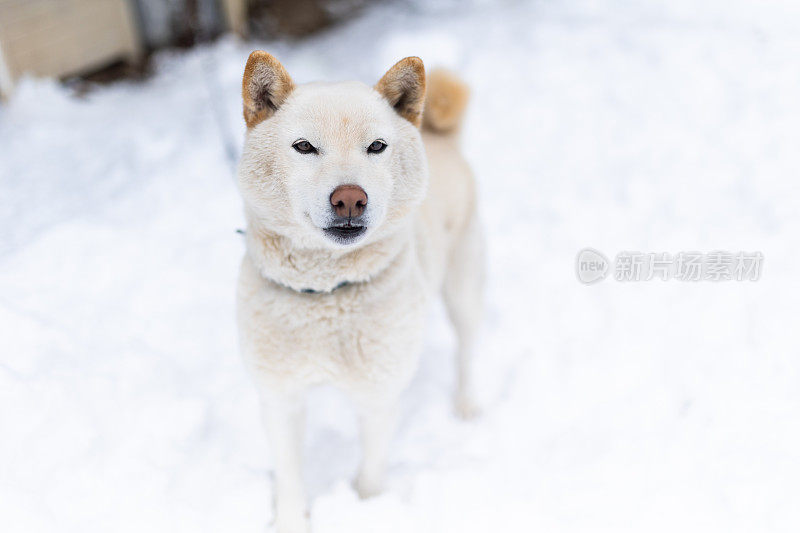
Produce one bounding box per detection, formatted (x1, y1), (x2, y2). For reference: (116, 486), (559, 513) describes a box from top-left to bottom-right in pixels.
(242, 51), (294, 128)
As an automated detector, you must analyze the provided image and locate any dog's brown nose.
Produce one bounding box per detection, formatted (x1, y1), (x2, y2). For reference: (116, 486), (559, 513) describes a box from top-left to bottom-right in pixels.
(330, 185), (367, 218)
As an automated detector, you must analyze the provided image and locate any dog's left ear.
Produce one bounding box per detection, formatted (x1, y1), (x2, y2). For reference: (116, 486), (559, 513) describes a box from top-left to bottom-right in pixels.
(375, 57), (426, 127)
(242, 51), (295, 128)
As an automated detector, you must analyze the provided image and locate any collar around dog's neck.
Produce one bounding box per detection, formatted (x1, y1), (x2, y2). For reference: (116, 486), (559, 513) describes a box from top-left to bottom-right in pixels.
(268, 277), (353, 295)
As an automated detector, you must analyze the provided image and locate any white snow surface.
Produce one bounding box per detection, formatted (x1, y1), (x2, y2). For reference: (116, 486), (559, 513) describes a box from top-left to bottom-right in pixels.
(2, 1), (800, 531)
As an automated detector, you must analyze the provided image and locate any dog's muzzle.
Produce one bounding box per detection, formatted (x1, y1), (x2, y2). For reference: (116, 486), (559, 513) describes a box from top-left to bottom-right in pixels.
(325, 184), (368, 244)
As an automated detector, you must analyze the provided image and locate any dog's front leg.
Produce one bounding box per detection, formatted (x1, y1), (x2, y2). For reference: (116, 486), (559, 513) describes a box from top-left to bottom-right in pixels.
(260, 390), (308, 533)
(353, 395), (398, 499)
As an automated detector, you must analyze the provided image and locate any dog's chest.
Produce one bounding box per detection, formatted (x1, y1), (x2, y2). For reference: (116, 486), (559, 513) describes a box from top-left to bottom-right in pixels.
(237, 254), (429, 390)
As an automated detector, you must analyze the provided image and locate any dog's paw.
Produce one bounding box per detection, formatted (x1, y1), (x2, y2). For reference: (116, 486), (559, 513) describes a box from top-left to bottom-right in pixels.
(353, 474), (384, 500)
(273, 515), (309, 533)
(273, 506), (309, 533)
(454, 394), (482, 420)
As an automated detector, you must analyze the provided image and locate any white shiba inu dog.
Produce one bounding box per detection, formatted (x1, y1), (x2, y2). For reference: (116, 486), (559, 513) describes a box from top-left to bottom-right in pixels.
(236, 51), (484, 533)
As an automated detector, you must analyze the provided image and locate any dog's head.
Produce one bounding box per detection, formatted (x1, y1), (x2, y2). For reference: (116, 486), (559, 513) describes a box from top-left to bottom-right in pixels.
(238, 52), (428, 249)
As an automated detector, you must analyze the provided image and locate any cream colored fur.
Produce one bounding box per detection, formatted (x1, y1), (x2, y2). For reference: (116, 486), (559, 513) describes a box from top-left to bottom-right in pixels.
(236, 53), (483, 533)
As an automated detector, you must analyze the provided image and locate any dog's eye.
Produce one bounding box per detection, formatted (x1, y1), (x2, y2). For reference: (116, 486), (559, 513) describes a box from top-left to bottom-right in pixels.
(367, 139), (387, 154)
(292, 140), (317, 154)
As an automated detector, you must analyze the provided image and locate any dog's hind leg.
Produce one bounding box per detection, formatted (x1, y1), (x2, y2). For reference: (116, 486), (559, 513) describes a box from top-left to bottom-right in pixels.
(443, 212), (485, 419)
(260, 389), (308, 533)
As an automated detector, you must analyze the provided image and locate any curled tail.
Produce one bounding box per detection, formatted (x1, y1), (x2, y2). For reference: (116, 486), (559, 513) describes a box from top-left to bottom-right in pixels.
(423, 69), (470, 134)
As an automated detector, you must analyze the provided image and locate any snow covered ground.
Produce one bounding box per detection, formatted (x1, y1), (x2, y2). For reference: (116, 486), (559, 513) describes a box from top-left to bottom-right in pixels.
(2, 1), (800, 531)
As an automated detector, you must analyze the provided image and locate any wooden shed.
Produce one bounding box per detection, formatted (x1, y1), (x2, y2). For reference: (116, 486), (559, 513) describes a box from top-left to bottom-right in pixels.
(0, 0), (143, 98)
(0, 0), (246, 99)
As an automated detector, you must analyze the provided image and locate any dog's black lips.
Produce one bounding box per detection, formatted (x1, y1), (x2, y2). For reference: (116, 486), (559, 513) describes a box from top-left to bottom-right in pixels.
(324, 224), (367, 243)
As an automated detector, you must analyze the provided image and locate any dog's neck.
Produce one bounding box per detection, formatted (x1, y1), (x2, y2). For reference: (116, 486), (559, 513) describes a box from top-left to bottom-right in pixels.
(244, 218), (410, 294)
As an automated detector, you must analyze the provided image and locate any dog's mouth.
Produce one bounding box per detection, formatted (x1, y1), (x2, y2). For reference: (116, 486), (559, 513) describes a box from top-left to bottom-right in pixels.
(323, 224), (367, 244)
